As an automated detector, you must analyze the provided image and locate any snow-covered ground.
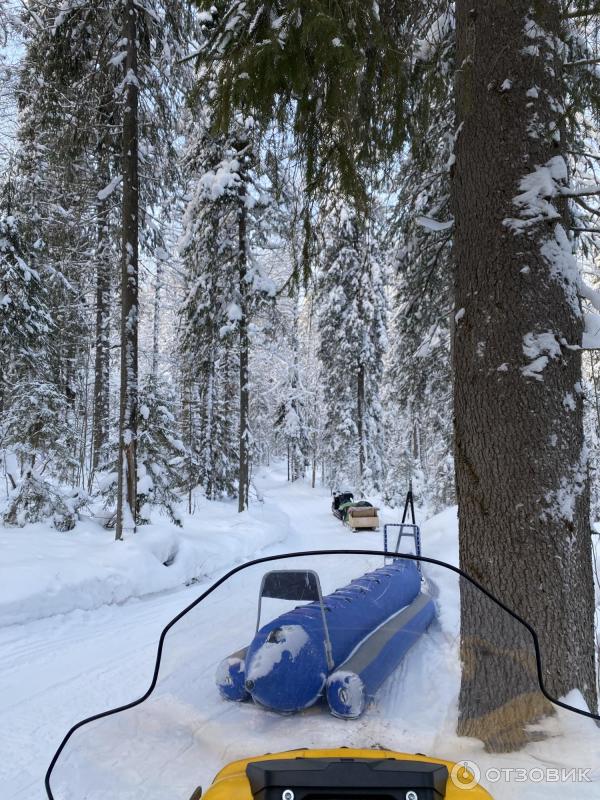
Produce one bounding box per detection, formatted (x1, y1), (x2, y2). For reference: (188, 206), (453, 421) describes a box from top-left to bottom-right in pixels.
(0, 464), (598, 800)
(0, 496), (289, 627)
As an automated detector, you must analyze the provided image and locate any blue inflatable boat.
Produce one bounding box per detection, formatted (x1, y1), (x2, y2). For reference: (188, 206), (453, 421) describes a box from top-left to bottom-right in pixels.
(216, 559), (435, 717)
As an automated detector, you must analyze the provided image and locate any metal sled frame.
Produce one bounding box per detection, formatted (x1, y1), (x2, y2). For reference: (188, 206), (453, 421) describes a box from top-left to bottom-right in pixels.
(256, 570), (334, 670)
(383, 485), (421, 568)
(383, 523), (422, 568)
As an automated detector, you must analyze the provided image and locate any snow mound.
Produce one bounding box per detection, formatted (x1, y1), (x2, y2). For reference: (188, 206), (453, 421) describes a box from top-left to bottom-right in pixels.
(0, 499), (288, 627)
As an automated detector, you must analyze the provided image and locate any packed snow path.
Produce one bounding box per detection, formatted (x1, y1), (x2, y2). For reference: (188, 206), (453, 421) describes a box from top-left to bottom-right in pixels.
(1, 465), (598, 799)
(0, 466), (390, 799)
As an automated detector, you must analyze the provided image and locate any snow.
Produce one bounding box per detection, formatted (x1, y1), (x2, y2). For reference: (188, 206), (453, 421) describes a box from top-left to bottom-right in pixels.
(415, 215), (454, 232)
(0, 466), (598, 800)
(0, 498), (288, 627)
(246, 624), (309, 680)
(199, 158), (240, 200)
(507, 156), (567, 230)
(96, 175), (122, 201)
(521, 331), (562, 380)
(582, 312), (600, 350)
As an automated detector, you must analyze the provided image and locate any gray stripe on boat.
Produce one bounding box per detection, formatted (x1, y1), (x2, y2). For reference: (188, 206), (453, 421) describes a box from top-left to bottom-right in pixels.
(336, 593), (433, 674)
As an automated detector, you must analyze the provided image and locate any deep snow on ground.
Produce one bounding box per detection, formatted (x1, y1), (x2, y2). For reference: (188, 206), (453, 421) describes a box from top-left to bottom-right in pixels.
(0, 464), (598, 800)
(0, 497), (289, 627)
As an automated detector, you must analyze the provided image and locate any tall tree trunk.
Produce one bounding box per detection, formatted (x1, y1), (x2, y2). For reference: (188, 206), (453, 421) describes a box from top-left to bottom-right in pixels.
(453, 0), (598, 744)
(151, 256), (162, 379)
(237, 171), (250, 513)
(92, 159), (111, 473)
(116, 0), (139, 540)
(204, 351), (216, 500)
(357, 364), (365, 494)
(183, 380), (194, 515)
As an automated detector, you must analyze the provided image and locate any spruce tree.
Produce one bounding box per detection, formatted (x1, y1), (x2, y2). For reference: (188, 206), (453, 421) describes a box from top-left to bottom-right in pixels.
(179, 105), (275, 507)
(318, 203), (387, 494)
(0, 210), (52, 419)
(179, 110), (243, 501)
(384, 3), (455, 511)
(137, 374), (185, 526)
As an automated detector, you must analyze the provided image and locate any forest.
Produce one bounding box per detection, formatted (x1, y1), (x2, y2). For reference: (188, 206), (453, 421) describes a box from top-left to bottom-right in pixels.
(0, 1), (463, 534)
(1, 3), (600, 799)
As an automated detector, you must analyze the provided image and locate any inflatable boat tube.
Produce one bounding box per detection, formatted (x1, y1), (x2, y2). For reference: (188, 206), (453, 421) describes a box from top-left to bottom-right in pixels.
(243, 560), (423, 713)
(326, 593), (436, 718)
(216, 647), (250, 702)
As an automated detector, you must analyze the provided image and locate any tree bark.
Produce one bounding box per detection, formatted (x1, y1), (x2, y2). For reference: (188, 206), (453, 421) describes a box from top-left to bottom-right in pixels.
(151, 256), (162, 379)
(357, 364), (365, 494)
(204, 350), (216, 500)
(116, 0), (139, 540)
(92, 158), (111, 473)
(237, 167), (250, 513)
(453, 0), (598, 744)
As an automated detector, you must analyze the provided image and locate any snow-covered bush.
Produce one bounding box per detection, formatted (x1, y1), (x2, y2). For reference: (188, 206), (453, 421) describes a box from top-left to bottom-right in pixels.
(0, 379), (78, 479)
(3, 474), (78, 531)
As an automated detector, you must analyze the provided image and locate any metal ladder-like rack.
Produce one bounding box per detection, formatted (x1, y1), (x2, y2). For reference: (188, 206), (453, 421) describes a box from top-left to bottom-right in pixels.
(383, 484), (422, 570)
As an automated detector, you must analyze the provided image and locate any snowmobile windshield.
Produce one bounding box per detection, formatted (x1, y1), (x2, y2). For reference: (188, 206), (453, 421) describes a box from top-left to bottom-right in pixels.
(47, 552), (599, 800)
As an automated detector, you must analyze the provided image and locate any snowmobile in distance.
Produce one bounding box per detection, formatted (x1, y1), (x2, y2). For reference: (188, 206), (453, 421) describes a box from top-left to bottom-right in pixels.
(46, 550), (600, 800)
(332, 491), (380, 531)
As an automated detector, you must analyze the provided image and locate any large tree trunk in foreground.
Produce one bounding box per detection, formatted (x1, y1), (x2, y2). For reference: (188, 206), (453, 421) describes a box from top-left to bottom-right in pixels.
(453, 0), (597, 745)
(116, 0), (139, 540)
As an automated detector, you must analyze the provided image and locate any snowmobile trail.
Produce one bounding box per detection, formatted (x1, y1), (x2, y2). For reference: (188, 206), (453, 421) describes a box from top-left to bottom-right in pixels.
(0, 466), (384, 799)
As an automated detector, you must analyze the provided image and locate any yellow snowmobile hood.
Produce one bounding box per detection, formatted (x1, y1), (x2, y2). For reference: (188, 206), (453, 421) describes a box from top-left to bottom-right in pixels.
(202, 747), (493, 799)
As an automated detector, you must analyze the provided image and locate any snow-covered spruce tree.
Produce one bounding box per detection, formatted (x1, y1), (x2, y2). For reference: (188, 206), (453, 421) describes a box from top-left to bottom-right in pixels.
(136, 374), (185, 526)
(0, 188), (84, 527)
(179, 109), (242, 502)
(0, 209), (52, 420)
(318, 203), (387, 495)
(1, 380), (79, 530)
(179, 104), (275, 509)
(274, 305), (310, 482)
(384, 3), (455, 512)
(15, 6), (108, 424)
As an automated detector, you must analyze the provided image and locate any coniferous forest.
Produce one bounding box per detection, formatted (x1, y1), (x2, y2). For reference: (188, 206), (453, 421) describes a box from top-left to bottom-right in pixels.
(0, 2), (464, 529)
(2, 4), (600, 798)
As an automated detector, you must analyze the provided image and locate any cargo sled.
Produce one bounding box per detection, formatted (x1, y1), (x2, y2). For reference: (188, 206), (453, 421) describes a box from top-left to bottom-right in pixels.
(346, 501), (380, 531)
(332, 492), (380, 530)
